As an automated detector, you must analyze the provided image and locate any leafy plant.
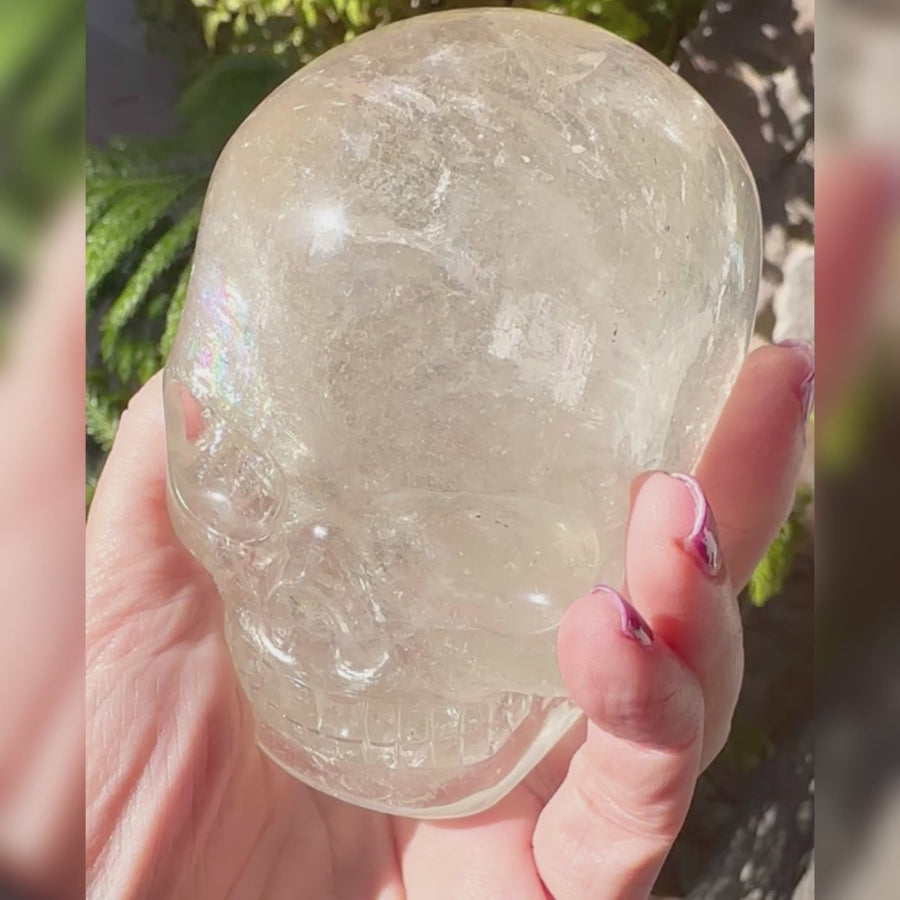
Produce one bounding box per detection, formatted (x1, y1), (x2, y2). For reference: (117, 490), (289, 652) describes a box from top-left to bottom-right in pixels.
(183, 0), (704, 64)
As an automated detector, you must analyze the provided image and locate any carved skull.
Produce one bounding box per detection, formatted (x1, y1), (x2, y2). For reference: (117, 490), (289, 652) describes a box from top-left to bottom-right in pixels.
(164, 9), (760, 816)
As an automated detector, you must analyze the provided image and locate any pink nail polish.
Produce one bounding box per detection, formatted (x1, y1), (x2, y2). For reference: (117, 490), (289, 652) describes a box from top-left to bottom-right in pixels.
(799, 369), (815, 423)
(777, 339), (815, 424)
(591, 585), (653, 647)
(669, 473), (722, 577)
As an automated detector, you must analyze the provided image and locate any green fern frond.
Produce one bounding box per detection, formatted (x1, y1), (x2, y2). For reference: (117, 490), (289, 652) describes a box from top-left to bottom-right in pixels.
(86, 168), (201, 230)
(86, 387), (119, 451)
(146, 292), (171, 320)
(99, 197), (203, 364)
(136, 342), (163, 384)
(86, 178), (126, 229)
(86, 179), (189, 297)
(86, 138), (210, 180)
(160, 262), (193, 359)
(113, 338), (138, 383)
(112, 337), (163, 384)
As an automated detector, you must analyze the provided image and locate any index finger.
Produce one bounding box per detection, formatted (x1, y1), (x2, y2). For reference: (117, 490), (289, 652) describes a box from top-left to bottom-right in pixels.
(695, 342), (812, 590)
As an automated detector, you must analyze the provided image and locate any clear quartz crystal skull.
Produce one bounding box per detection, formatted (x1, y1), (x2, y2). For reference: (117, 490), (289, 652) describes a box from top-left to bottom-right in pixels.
(164, 8), (761, 817)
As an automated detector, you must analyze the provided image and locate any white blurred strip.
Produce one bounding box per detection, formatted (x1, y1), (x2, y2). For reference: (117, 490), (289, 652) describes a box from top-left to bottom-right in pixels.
(818, 4), (900, 150)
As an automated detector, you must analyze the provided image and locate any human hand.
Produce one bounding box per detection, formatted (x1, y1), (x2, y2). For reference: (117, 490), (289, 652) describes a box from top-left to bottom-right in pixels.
(85, 324), (811, 900)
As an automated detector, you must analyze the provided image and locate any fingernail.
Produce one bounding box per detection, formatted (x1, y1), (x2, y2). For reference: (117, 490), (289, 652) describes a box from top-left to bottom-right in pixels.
(799, 369), (815, 423)
(591, 585), (653, 647)
(777, 337), (814, 364)
(777, 339), (815, 424)
(669, 473), (722, 577)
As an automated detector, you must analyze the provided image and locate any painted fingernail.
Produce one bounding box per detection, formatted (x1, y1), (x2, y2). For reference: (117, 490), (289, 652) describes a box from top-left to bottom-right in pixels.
(799, 369), (815, 423)
(591, 585), (653, 647)
(669, 473), (722, 577)
(777, 339), (815, 424)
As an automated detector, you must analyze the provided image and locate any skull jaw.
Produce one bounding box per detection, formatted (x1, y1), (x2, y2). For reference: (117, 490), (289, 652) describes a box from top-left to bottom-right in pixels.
(225, 610), (580, 816)
(167, 476), (585, 816)
(252, 690), (579, 818)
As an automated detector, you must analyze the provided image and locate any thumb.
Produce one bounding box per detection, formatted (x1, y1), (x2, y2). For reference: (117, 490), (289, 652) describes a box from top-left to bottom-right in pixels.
(86, 371), (216, 651)
(532, 585), (703, 900)
(532, 469), (729, 899)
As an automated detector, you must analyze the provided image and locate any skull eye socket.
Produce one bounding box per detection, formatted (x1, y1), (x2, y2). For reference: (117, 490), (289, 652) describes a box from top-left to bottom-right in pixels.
(164, 375), (286, 544)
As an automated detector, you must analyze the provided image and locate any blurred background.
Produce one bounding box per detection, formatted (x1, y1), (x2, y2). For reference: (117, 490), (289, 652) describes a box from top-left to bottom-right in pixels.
(814, 3), (900, 900)
(0, 0), (897, 897)
(0, 0), (82, 301)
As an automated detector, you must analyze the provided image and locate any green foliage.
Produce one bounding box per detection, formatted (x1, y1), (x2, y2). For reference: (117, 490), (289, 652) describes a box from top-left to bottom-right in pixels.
(85, 386), (120, 453)
(0, 0), (84, 294)
(180, 0), (704, 64)
(87, 178), (190, 299)
(747, 487), (812, 608)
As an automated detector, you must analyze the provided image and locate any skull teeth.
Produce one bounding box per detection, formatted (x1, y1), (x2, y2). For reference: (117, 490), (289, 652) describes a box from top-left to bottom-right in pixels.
(230, 620), (536, 768)
(271, 681), (534, 769)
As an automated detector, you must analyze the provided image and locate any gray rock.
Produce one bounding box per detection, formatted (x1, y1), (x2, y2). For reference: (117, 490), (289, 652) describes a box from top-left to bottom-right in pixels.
(685, 724), (814, 900)
(772, 242), (814, 344)
(674, 0), (814, 320)
(793, 862), (814, 900)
